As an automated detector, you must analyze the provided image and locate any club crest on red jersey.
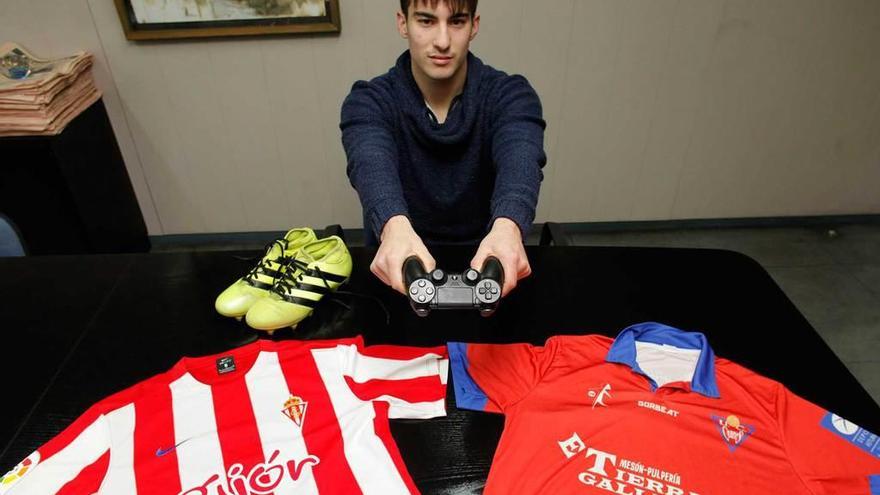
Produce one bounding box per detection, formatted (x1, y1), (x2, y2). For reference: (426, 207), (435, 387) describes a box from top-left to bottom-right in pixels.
(282, 395), (308, 427)
(711, 414), (754, 452)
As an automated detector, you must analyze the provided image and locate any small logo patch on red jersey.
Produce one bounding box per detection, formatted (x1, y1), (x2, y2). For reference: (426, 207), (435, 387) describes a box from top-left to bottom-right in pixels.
(820, 412), (880, 459)
(587, 384), (612, 409)
(558, 432), (586, 459)
(282, 395), (308, 427)
(712, 414), (755, 452)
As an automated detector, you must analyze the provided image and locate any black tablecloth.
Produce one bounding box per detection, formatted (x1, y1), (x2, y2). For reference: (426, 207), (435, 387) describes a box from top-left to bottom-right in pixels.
(1, 246), (877, 492)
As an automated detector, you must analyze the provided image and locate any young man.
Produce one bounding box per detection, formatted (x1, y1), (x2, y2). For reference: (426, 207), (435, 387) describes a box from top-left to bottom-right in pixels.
(340, 0), (546, 297)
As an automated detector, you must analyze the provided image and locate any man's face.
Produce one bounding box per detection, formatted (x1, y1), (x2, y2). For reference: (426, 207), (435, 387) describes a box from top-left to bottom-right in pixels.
(397, 1), (480, 83)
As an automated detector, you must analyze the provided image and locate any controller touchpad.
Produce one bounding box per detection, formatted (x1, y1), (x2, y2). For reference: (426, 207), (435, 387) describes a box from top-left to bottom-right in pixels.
(436, 287), (474, 306)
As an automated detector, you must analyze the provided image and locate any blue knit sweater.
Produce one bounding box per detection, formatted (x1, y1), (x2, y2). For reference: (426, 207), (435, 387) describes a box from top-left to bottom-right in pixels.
(340, 51), (546, 245)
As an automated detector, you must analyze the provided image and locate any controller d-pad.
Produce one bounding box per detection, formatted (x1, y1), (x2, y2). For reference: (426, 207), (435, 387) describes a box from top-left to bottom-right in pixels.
(479, 280), (501, 302)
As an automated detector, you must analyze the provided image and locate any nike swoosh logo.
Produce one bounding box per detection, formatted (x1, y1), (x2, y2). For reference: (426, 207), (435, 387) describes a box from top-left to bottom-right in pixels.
(155, 439), (190, 457)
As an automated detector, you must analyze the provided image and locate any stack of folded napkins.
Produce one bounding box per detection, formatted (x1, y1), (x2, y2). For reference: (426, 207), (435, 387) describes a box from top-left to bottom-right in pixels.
(0, 42), (102, 137)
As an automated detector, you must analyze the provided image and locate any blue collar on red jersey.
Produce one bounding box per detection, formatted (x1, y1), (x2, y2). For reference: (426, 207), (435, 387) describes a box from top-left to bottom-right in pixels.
(605, 322), (721, 398)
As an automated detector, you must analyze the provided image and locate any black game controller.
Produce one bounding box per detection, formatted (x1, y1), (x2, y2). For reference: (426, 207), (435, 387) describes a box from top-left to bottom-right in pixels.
(403, 256), (504, 317)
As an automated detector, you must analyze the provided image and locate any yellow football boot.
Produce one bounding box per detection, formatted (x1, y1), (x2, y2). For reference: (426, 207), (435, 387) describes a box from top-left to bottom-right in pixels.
(245, 236), (352, 332)
(214, 228), (317, 319)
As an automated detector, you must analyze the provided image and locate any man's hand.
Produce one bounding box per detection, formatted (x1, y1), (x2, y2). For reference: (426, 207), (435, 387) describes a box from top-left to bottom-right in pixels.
(371, 215), (436, 294)
(470, 218), (531, 297)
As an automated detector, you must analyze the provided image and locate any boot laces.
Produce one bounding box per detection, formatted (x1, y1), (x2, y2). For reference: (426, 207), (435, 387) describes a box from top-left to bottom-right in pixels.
(242, 239), (290, 286)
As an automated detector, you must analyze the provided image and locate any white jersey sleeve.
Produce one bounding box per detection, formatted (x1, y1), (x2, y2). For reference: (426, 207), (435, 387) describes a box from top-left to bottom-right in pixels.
(337, 342), (448, 419)
(0, 404), (121, 494)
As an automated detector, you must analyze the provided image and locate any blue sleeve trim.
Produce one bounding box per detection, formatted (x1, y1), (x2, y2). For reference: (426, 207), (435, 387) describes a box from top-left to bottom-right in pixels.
(820, 412), (880, 459)
(870, 474), (880, 494)
(447, 342), (489, 411)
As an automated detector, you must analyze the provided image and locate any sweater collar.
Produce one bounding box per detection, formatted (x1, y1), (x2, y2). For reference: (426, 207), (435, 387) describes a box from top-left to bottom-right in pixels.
(394, 50), (483, 143)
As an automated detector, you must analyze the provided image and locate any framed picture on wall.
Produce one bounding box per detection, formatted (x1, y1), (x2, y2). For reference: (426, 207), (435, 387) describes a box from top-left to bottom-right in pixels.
(113, 0), (341, 40)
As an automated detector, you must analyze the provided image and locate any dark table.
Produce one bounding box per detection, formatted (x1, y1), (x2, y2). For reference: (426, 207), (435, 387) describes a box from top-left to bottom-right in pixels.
(1, 246), (878, 493)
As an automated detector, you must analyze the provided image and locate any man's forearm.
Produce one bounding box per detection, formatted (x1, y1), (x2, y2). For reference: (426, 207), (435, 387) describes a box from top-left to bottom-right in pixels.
(488, 76), (547, 237)
(348, 162), (409, 240)
(341, 86), (410, 240)
(490, 138), (544, 236)
(491, 193), (539, 237)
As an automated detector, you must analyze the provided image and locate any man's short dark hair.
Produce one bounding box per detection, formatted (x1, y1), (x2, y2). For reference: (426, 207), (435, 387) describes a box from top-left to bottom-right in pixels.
(399, 0), (478, 18)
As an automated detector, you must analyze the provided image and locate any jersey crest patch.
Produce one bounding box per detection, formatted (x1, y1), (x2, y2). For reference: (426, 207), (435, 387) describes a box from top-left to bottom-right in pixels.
(712, 414), (755, 452)
(282, 395), (308, 427)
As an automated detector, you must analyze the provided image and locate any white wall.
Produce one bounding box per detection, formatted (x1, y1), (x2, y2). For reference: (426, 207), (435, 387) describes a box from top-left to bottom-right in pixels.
(2, 0), (879, 235)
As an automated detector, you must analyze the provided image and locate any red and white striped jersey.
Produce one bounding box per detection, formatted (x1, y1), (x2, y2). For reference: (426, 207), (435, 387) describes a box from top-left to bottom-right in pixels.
(0, 337), (448, 495)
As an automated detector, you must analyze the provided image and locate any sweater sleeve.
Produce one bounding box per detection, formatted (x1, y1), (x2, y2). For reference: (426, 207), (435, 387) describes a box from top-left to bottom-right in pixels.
(488, 75), (547, 236)
(340, 81), (409, 240)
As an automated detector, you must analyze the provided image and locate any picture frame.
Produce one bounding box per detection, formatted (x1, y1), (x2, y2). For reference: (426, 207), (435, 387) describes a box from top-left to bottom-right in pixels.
(113, 0), (341, 41)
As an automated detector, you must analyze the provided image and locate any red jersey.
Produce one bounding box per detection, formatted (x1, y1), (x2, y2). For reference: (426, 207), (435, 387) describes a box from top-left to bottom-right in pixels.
(449, 322), (880, 494)
(0, 337), (448, 495)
